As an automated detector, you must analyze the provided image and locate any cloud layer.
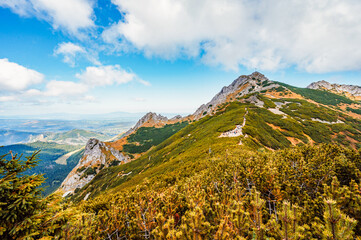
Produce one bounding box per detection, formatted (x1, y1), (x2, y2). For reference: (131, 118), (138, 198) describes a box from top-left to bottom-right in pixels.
(103, 0), (361, 73)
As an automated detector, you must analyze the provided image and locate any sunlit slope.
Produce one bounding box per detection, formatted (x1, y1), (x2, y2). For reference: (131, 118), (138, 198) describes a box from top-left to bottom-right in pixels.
(72, 94), (361, 200)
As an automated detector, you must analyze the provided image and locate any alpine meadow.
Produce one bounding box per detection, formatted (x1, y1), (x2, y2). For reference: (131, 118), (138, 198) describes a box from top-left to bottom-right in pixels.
(1, 1), (361, 240)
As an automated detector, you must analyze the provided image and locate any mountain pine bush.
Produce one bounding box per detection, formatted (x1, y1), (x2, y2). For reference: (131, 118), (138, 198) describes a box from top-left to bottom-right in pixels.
(1, 144), (360, 239)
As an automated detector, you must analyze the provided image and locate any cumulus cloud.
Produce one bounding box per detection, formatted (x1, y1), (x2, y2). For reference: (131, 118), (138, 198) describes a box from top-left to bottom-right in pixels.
(0, 58), (44, 91)
(104, 0), (361, 73)
(0, 0), (94, 36)
(76, 65), (148, 86)
(23, 80), (90, 103)
(54, 42), (100, 67)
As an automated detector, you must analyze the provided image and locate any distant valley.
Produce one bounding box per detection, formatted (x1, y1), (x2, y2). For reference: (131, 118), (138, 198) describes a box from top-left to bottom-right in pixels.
(0, 118), (138, 195)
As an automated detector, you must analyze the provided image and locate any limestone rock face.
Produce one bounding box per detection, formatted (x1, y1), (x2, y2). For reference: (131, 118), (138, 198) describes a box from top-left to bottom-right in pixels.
(60, 138), (129, 196)
(124, 112), (169, 135)
(307, 80), (361, 100)
(193, 72), (280, 119)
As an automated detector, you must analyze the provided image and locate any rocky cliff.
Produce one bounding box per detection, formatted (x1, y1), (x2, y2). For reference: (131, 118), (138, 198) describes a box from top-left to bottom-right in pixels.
(124, 112), (169, 135)
(60, 138), (129, 196)
(60, 112), (185, 196)
(193, 72), (280, 119)
(307, 80), (361, 101)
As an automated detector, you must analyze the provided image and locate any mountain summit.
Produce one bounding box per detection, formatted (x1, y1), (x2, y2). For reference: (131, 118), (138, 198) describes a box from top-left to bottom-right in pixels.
(124, 112), (169, 136)
(193, 72), (281, 119)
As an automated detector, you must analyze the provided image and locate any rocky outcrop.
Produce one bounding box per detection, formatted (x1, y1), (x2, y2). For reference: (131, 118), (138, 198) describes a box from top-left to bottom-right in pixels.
(60, 138), (129, 196)
(124, 112), (169, 136)
(307, 80), (361, 100)
(193, 72), (280, 119)
(170, 115), (182, 121)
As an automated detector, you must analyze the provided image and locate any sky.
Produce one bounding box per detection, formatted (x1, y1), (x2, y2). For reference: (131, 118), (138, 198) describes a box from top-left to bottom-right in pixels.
(0, 0), (360, 117)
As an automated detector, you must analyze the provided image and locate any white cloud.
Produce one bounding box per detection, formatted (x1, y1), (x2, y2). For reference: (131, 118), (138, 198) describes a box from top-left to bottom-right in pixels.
(0, 61), (147, 106)
(104, 0), (361, 73)
(54, 42), (100, 67)
(0, 58), (44, 91)
(0, 96), (16, 102)
(76, 65), (145, 86)
(26, 80), (88, 97)
(137, 78), (151, 86)
(0, 0), (94, 36)
(0, 0), (32, 16)
(54, 42), (85, 66)
(43, 80), (88, 96)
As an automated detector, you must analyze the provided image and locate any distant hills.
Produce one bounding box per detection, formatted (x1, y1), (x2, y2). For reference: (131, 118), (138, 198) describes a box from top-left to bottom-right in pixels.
(0, 111), (145, 121)
(0, 119), (136, 136)
(29, 129), (111, 146)
(0, 129), (39, 146)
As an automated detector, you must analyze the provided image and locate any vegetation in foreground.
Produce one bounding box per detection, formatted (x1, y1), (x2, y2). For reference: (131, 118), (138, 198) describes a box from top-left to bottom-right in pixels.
(0, 142), (82, 196)
(1, 144), (361, 239)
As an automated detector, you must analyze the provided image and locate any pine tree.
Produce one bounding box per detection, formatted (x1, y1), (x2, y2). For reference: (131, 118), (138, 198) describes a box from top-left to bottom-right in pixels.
(249, 187), (266, 240)
(269, 201), (307, 240)
(322, 199), (357, 240)
(0, 150), (70, 239)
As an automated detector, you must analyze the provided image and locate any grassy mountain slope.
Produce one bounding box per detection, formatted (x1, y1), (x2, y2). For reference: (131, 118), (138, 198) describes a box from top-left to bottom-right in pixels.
(276, 82), (356, 106)
(4, 73), (361, 239)
(59, 120), (189, 195)
(63, 72), (361, 199)
(66, 144), (361, 239)
(122, 122), (189, 155)
(59, 77), (361, 238)
(71, 92), (361, 200)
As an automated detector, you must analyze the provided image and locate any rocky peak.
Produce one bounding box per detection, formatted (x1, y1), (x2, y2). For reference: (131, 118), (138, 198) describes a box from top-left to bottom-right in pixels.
(307, 80), (361, 100)
(170, 115), (182, 121)
(193, 72), (280, 119)
(125, 112), (169, 135)
(60, 138), (129, 196)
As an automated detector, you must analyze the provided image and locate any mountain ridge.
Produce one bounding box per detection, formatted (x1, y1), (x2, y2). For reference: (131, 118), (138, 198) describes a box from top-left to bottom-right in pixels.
(307, 80), (361, 101)
(61, 72), (361, 198)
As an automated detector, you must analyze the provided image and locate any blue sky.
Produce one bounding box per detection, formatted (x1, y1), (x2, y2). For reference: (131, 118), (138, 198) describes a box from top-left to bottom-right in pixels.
(0, 0), (360, 117)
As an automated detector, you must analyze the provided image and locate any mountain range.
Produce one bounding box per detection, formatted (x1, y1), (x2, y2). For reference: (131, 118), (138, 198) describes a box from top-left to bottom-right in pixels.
(55, 72), (361, 198)
(4, 72), (361, 239)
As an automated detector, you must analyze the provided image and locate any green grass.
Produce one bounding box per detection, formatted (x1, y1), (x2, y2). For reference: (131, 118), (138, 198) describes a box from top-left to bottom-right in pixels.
(71, 99), (361, 201)
(276, 82), (355, 106)
(347, 107), (361, 115)
(123, 122), (188, 154)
